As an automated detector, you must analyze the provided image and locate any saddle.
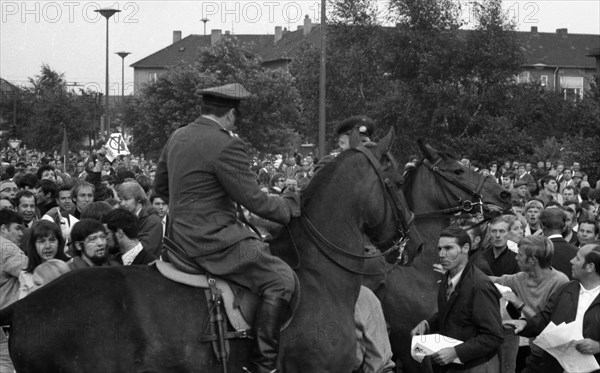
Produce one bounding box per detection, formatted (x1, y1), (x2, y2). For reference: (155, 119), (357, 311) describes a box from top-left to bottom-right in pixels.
(158, 237), (259, 332)
(157, 237), (300, 365)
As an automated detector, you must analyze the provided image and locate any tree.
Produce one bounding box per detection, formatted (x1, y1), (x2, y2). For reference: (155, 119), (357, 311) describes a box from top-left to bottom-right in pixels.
(127, 38), (302, 159)
(21, 64), (97, 152)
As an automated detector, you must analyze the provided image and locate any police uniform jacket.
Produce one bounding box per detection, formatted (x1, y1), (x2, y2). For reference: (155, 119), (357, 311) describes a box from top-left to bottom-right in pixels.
(154, 116), (299, 258)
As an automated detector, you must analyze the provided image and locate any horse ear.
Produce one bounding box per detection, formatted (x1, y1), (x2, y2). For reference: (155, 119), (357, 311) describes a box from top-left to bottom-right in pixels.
(349, 128), (362, 148)
(374, 128), (395, 157)
(417, 139), (440, 162)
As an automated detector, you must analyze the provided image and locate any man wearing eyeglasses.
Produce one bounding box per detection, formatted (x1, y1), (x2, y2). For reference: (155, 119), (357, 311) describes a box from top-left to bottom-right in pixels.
(68, 219), (118, 269)
(154, 83), (300, 373)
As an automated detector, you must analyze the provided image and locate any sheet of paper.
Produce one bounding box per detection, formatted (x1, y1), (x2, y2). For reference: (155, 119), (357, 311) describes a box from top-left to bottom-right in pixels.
(411, 334), (463, 364)
(533, 322), (600, 373)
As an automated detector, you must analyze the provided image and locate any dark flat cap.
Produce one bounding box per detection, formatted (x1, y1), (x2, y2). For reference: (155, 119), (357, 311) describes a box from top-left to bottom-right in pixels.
(199, 83), (251, 108)
(513, 179), (528, 188)
(336, 115), (375, 137)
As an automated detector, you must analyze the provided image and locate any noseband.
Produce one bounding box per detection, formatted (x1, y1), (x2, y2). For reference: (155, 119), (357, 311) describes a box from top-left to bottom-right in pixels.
(414, 158), (491, 220)
(298, 146), (414, 275)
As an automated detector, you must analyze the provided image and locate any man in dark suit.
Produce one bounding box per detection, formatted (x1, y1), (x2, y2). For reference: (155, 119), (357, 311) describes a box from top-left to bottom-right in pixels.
(412, 227), (504, 372)
(540, 208), (578, 279)
(101, 208), (155, 265)
(154, 83), (300, 373)
(515, 243), (600, 372)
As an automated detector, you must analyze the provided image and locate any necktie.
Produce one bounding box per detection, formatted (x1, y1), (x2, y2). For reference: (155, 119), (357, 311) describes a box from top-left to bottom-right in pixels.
(446, 282), (454, 300)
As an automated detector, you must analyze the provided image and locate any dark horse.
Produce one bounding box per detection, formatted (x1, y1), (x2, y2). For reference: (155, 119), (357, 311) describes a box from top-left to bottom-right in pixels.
(0, 130), (421, 373)
(364, 140), (511, 373)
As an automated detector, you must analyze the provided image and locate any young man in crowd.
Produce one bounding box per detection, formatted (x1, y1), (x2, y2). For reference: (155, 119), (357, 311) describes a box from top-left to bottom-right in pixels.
(514, 243), (600, 371)
(150, 193), (169, 237)
(14, 190), (37, 229)
(68, 219), (117, 269)
(577, 220), (599, 247)
(524, 200), (544, 236)
(102, 208), (155, 265)
(0, 210), (26, 372)
(411, 227), (503, 372)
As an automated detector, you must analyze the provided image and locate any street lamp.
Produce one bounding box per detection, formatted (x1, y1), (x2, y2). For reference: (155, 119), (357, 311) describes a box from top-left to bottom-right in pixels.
(95, 8), (121, 138)
(115, 51), (131, 101)
(201, 18), (210, 35)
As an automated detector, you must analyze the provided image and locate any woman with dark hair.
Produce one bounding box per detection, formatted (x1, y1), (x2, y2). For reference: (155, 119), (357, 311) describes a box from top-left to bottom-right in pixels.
(19, 220), (70, 298)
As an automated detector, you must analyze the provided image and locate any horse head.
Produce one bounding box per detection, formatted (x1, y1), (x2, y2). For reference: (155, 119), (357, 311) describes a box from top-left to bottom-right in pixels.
(414, 139), (511, 219)
(358, 129), (423, 266)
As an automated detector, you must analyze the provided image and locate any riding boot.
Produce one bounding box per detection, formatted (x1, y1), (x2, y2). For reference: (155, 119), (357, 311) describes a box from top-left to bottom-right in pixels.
(244, 296), (288, 373)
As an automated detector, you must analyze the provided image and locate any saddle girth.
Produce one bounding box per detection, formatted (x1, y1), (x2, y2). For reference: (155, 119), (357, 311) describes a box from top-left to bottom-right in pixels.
(201, 275), (252, 371)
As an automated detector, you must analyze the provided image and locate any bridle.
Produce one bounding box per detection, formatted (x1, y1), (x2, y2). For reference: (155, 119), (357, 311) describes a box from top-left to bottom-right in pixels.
(298, 146), (414, 275)
(413, 158), (491, 221)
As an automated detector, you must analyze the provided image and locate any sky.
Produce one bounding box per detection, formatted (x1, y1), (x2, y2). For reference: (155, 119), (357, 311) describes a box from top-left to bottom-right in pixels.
(1, 0), (599, 96)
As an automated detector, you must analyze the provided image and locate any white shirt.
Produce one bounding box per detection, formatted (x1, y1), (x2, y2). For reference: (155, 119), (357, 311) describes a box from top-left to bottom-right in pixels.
(575, 284), (600, 326)
(448, 266), (466, 294)
(121, 242), (144, 266)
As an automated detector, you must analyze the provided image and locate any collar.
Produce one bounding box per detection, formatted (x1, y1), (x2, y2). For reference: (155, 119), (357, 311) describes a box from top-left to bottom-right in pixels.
(121, 242), (144, 266)
(548, 234), (563, 240)
(448, 266), (466, 289)
(579, 283), (600, 295)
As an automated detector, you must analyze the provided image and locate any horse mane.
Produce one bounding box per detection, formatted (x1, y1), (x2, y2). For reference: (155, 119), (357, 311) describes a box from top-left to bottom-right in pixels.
(301, 151), (357, 209)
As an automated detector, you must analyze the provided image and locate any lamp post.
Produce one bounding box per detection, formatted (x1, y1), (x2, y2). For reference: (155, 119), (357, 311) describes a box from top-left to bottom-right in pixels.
(95, 8), (121, 138)
(201, 18), (210, 35)
(116, 51), (131, 135)
(115, 52), (131, 101)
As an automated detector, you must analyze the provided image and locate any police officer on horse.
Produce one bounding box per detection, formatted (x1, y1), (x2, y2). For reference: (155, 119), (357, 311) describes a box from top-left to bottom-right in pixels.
(154, 83), (300, 373)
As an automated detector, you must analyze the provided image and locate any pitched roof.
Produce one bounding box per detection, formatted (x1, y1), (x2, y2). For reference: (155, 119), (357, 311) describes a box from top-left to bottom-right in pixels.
(131, 33), (278, 68)
(517, 30), (600, 68)
(131, 27), (600, 70)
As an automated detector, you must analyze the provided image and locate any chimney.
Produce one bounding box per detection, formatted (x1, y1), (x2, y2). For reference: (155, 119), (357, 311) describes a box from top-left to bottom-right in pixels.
(224, 30), (230, 35)
(173, 30), (182, 43)
(556, 28), (568, 38)
(530, 26), (538, 34)
(303, 15), (312, 36)
(275, 26), (283, 43)
(211, 29), (222, 46)
(297, 25), (303, 31)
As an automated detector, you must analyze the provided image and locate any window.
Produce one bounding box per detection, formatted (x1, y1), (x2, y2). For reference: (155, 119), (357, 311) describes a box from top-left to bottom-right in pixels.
(517, 71), (531, 83)
(560, 76), (584, 101)
(540, 75), (548, 87)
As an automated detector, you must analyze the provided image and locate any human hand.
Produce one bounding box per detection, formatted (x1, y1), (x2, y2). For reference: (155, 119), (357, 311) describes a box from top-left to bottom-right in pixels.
(433, 263), (446, 275)
(410, 320), (429, 336)
(431, 347), (458, 366)
(502, 291), (521, 304)
(503, 319), (526, 333)
(574, 339), (600, 355)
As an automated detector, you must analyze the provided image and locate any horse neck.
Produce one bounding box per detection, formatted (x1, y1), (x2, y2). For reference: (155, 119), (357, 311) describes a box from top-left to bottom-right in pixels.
(407, 166), (450, 270)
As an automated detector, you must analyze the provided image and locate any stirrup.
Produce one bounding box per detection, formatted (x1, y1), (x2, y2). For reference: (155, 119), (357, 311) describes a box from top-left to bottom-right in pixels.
(241, 367), (277, 373)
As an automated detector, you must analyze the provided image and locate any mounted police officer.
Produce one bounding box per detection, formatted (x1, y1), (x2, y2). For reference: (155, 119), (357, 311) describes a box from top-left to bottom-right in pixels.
(154, 83), (300, 373)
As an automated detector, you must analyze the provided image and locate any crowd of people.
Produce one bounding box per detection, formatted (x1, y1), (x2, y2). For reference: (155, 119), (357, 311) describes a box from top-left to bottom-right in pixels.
(1, 107), (600, 373)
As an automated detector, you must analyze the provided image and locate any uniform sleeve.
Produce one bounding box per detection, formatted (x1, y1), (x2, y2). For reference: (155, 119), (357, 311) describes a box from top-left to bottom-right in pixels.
(154, 137), (171, 204)
(454, 283), (504, 362)
(215, 138), (300, 224)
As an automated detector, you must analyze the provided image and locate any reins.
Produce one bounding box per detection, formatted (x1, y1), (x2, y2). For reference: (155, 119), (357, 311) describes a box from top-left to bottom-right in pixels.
(291, 146), (412, 275)
(413, 158), (489, 221)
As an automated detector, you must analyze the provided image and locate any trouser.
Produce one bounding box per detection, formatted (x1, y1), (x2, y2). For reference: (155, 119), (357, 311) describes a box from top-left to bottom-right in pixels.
(499, 326), (519, 373)
(1, 329), (14, 373)
(193, 238), (295, 301)
(354, 286), (396, 373)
